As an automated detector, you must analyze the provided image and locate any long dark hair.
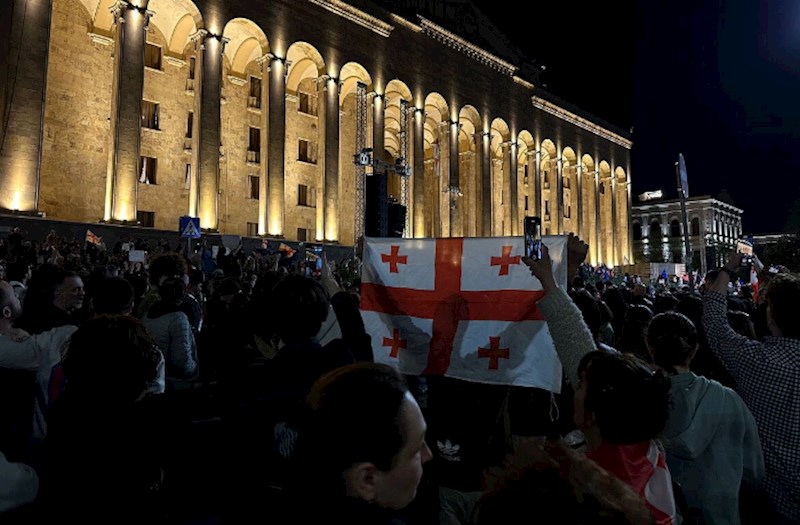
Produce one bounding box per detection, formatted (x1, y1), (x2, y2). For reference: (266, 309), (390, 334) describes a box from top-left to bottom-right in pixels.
(645, 311), (698, 373)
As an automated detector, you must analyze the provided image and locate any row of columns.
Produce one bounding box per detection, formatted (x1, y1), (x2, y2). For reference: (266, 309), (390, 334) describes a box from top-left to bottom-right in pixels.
(97, 1), (352, 240)
(0, 0), (632, 263)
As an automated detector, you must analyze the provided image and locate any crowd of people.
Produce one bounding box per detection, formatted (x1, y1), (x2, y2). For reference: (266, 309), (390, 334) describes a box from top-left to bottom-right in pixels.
(0, 225), (797, 524)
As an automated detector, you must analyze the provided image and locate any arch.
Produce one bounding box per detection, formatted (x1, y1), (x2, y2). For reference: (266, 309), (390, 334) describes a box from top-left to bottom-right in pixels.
(286, 42), (325, 93)
(691, 217), (700, 236)
(223, 19), (269, 76)
(384, 79), (413, 159)
(424, 93), (449, 237)
(670, 219), (682, 238)
(516, 130), (535, 233)
(649, 219), (662, 236)
(383, 79), (413, 204)
(66, 0), (94, 29)
(489, 119), (510, 235)
(539, 139), (557, 234)
(150, 0), (205, 55)
(339, 62), (372, 103)
(423, 93), (448, 151)
(85, 0), (116, 33)
(458, 106), (481, 150)
(338, 62), (373, 245)
(490, 118), (510, 156)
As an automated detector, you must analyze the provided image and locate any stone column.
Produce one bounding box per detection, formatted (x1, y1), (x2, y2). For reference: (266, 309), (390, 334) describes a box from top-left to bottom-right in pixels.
(103, 1), (151, 223)
(556, 157), (564, 234)
(372, 93), (386, 236)
(525, 151), (535, 220)
(500, 141), (511, 236)
(435, 121), (448, 238)
(610, 176), (618, 266)
(412, 107), (425, 237)
(0, 0), (52, 213)
(575, 163), (583, 240)
(509, 142), (519, 236)
(256, 54), (269, 235)
(534, 150), (542, 219)
(480, 131), (492, 236)
(448, 121), (460, 237)
(322, 75), (340, 241)
(594, 170), (602, 265)
(193, 30), (225, 231)
(267, 54), (287, 236)
(627, 181), (634, 263)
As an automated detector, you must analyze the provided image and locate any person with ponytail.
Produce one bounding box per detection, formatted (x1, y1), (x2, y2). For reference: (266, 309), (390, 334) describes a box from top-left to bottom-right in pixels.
(646, 312), (764, 525)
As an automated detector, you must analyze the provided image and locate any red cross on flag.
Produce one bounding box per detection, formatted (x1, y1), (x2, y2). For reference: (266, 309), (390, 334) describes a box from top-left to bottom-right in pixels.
(361, 236), (568, 392)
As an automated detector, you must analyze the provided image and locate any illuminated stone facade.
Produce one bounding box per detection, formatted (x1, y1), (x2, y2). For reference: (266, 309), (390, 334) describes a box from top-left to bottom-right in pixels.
(632, 196), (744, 273)
(0, 0), (634, 266)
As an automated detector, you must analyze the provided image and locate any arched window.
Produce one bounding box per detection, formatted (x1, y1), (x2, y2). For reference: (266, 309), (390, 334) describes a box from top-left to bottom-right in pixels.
(633, 222), (642, 241)
(670, 219), (682, 238)
(691, 217), (700, 236)
(649, 221), (661, 240)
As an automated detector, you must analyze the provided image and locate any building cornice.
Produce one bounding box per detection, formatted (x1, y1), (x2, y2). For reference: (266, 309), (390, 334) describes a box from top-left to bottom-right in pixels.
(632, 197), (743, 215)
(389, 13), (422, 32)
(417, 16), (517, 76)
(532, 96), (632, 149)
(512, 75), (535, 90)
(307, 0), (394, 37)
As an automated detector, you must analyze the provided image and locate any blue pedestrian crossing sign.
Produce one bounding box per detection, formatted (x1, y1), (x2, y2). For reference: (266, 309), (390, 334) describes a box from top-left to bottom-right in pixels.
(180, 216), (201, 239)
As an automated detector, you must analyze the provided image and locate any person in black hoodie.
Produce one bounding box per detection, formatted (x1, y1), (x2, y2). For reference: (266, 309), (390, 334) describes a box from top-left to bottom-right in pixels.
(220, 272), (373, 521)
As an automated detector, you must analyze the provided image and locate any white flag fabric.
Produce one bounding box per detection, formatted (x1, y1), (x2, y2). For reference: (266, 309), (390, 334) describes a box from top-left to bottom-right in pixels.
(361, 236), (568, 392)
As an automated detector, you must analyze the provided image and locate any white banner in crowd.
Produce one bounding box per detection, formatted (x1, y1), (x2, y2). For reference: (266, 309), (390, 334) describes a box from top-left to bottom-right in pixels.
(360, 236), (568, 393)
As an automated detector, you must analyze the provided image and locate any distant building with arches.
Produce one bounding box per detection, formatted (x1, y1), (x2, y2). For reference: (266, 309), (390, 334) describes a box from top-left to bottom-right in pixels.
(631, 195), (743, 273)
(0, 0), (633, 266)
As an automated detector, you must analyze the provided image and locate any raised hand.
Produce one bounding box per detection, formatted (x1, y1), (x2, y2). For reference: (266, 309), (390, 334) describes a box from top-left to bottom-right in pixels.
(522, 244), (557, 293)
(567, 233), (589, 268)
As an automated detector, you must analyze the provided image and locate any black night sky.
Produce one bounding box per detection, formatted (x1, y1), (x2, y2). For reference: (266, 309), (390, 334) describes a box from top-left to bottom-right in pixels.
(473, 0), (800, 235)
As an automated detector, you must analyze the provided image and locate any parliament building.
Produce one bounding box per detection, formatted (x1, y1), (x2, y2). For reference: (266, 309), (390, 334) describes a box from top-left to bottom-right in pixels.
(0, 0), (633, 266)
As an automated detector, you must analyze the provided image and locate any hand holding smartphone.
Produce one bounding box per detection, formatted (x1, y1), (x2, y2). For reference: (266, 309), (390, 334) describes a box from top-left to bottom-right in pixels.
(524, 216), (542, 261)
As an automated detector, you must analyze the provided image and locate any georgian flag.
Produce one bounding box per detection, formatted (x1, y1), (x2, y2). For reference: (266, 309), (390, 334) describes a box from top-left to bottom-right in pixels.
(361, 236), (568, 392)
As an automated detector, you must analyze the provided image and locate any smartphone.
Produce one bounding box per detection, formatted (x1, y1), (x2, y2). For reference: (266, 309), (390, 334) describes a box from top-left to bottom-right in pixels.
(524, 216), (542, 260)
(736, 240), (753, 267)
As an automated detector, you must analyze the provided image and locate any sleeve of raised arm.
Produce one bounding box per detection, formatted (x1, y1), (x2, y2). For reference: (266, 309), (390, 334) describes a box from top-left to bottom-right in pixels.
(537, 286), (596, 386)
(702, 290), (765, 382)
(331, 291), (373, 362)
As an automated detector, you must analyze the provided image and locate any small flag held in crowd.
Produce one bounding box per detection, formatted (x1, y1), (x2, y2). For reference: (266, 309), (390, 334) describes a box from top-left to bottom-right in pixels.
(278, 242), (296, 258)
(85, 229), (102, 246)
(360, 236), (568, 392)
